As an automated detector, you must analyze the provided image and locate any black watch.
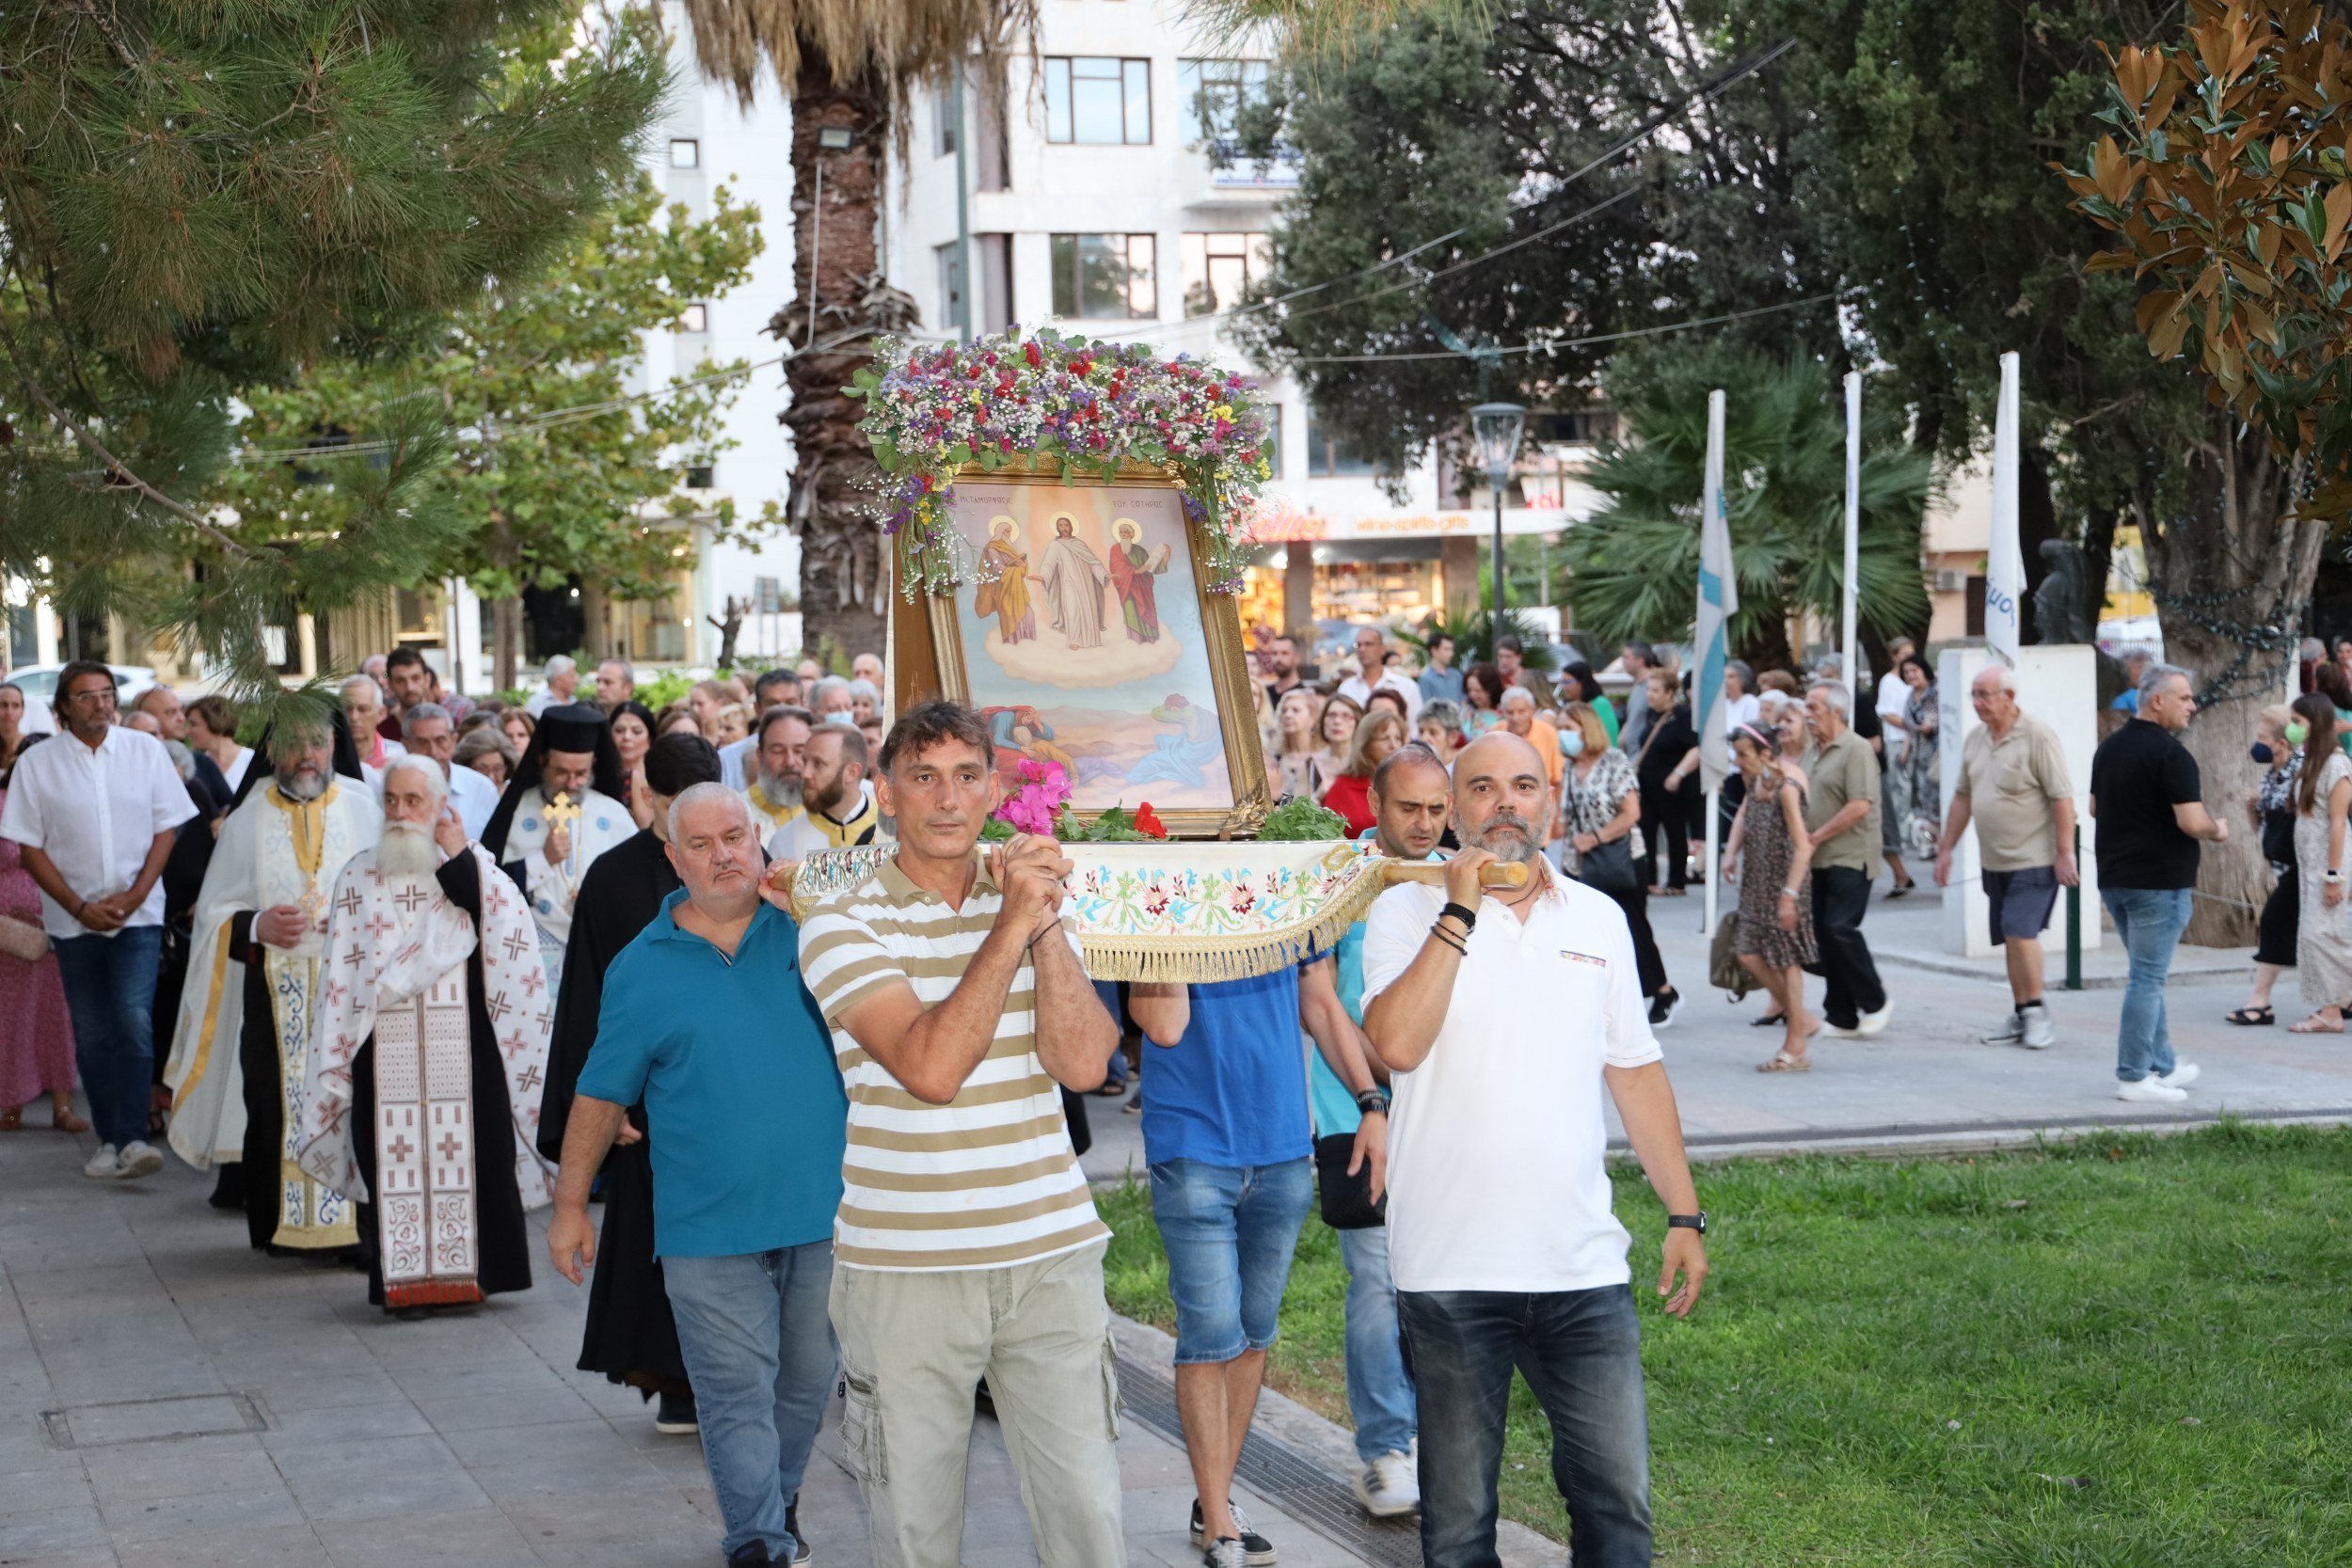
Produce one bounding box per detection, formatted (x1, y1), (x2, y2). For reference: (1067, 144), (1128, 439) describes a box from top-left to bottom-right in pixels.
(1666, 1212), (1708, 1235)
(1354, 1087), (1391, 1117)
(1438, 901), (1477, 932)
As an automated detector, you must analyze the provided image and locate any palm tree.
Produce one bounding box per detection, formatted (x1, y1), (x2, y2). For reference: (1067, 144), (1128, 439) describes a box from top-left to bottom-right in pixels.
(1562, 347), (1934, 669)
(678, 0), (1463, 658)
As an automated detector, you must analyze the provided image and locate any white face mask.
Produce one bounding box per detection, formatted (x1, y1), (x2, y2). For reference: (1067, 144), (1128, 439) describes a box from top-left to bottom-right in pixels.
(1559, 728), (1585, 759)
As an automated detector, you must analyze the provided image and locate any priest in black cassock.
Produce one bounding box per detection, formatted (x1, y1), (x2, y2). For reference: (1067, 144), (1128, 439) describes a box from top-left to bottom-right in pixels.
(540, 732), (722, 1433)
(482, 704), (634, 987)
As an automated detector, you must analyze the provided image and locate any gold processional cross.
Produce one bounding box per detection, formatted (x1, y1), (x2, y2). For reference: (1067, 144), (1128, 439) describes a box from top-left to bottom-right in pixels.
(546, 791), (582, 876)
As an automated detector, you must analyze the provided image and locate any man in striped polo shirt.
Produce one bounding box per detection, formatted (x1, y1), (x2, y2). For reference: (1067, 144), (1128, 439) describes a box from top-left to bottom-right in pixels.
(799, 701), (1126, 1568)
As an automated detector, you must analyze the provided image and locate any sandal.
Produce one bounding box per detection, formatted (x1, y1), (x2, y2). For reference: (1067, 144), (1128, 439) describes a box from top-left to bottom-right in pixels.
(1756, 1050), (1812, 1072)
(2288, 1013), (2345, 1034)
(2225, 1006), (2275, 1026)
(1750, 1011), (1787, 1028)
(52, 1106), (88, 1133)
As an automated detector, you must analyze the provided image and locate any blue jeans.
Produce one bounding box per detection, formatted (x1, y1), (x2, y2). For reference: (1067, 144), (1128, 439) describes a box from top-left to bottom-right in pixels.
(53, 926), (163, 1148)
(664, 1243), (837, 1560)
(2102, 886), (2192, 1082)
(1149, 1157), (1312, 1364)
(1338, 1224), (1416, 1463)
(1398, 1285), (1651, 1568)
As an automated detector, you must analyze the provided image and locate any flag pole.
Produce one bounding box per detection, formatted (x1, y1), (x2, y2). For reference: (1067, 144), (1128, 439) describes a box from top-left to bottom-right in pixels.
(1843, 370), (1860, 686)
(1988, 352), (2024, 667)
(1695, 388), (1734, 938)
(1702, 786), (1721, 937)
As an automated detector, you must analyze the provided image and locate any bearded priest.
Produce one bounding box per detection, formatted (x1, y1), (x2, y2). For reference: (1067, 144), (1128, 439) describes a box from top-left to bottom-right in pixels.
(295, 754), (556, 1312)
(480, 702), (632, 986)
(165, 713), (380, 1255)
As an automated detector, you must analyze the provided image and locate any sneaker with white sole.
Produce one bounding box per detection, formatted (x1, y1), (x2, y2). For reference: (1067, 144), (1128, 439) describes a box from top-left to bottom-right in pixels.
(2116, 1075), (2188, 1103)
(82, 1143), (123, 1180)
(1818, 1019), (1865, 1039)
(1201, 1541), (1248, 1568)
(1981, 1013), (2023, 1045)
(116, 1140), (165, 1179)
(1353, 1450), (1420, 1517)
(1189, 1500), (1275, 1565)
(1855, 1003), (1894, 1037)
(2159, 1062), (2201, 1088)
(2018, 1007), (2056, 1050)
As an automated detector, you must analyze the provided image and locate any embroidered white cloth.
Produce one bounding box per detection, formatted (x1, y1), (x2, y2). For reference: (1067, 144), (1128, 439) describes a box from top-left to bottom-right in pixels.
(498, 786), (634, 958)
(295, 843), (555, 1222)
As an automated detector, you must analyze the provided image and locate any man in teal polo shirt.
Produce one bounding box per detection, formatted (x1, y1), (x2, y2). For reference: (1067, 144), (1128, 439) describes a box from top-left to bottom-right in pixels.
(1314, 744), (1451, 1519)
(549, 784), (847, 1568)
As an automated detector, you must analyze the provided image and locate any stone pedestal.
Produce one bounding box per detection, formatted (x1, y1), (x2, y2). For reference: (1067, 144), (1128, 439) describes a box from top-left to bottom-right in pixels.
(1936, 644), (2103, 958)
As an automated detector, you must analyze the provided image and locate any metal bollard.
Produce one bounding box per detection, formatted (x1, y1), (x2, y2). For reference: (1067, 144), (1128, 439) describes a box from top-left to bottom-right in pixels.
(2064, 820), (2082, 991)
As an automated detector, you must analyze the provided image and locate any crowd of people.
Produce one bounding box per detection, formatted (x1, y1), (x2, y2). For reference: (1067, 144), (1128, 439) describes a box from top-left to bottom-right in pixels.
(0, 614), (2290, 1568)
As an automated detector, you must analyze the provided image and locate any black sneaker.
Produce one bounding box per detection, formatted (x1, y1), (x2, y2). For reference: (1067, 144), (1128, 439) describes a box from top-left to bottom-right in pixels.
(726, 1544), (771, 1567)
(654, 1390), (697, 1434)
(1122, 1087), (1142, 1115)
(1648, 987), (1682, 1028)
(1189, 1499), (1275, 1565)
(785, 1497), (811, 1565)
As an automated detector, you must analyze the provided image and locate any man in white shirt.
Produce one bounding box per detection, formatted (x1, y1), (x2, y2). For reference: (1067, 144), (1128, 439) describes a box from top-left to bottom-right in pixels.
(0, 662), (197, 1180)
(1360, 729), (1708, 1568)
(1337, 625), (1421, 724)
(400, 703), (499, 838)
(524, 654), (580, 718)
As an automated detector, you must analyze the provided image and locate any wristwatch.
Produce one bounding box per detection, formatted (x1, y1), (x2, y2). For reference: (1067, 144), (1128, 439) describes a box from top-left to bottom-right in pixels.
(1666, 1212), (1708, 1235)
(1354, 1087), (1391, 1117)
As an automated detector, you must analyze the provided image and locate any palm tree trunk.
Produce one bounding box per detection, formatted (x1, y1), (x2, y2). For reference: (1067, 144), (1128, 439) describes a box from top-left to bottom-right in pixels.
(774, 47), (915, 664)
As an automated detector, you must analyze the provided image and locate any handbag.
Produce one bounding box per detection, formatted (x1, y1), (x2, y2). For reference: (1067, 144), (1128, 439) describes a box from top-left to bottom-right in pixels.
(1575, 833), (1643, 895)
(0, 912), (48, 964)
(2262, 807), (2296, 867)
(1709, 910), (1756, 999)
(1314, 1131), (1386, 1229)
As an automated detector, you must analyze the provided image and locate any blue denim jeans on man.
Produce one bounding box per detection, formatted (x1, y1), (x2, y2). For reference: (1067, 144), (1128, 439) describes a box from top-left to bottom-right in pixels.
(52, 926), (163, 1149)
(1149, 1157), (1313, 1364)
(2102, 886), (2192, 1082)
(1398, 1285), (1652, 1568)
(1338, 1224), (1416, 1462)
(663, 1242), (837, 1561)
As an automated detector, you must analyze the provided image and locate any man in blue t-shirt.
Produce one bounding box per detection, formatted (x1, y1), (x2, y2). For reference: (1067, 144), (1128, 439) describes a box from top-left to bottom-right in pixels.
(1310, 744), (1452, 1520)
(1131, 897), (1390, 1568)
(549, 784), (847, 1568)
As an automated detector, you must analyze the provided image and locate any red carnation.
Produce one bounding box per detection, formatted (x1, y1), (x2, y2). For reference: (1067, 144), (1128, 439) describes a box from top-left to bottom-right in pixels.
(1025, 341), (1042, 368)
(1135, 803), (1168, 839)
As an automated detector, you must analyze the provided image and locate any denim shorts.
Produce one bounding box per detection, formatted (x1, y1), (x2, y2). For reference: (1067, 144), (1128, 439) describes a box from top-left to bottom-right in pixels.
(1985, 865), (2059, 943)
(1149, 1157), (1314, 1365)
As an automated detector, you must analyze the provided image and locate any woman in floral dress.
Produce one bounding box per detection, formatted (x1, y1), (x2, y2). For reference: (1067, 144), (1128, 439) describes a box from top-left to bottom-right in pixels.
(0, 750), (81, 1132)
(1727, 723), (1820, 1070)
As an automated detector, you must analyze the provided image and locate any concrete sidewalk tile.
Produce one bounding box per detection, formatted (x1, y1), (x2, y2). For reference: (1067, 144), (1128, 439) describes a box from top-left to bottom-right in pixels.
(386, 1357), (569, 1403)
(242, 1369), (406, 1416)
(412, 1386), (596, 1434)
(287, 1464), (491, 1528)
(439, 1418), (645, 1471)
(0, 1552), (118, 1568)
(98, 1483), (305, 1545)
(0, 1467), (96, 1518)
(79, 1434), (276, 1505)
(260, 1401), (437, 1447)
(313, 1506), (541, 1568)
(112, 1522), (324, 1568)
(499, 1485), (712, 1551)
(262, 1433), (461, 1487)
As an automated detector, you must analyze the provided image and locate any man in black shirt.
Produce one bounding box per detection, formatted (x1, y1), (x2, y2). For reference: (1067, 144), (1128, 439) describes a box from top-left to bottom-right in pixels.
(2089, 663), (2229, 1102)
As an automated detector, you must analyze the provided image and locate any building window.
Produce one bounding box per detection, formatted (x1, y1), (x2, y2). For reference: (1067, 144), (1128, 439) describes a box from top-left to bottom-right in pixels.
(678, 303), (708, 333)
(977, 233), (1015, 332)
(686, 464), (715, 490)
(1044, 57), (1152, 145)
(934, 241), (963, 331)
(1051, 233), (1156, 319)
(669, 137), (700, 169)
(1306, 416), (1376, 477)
(1178, 58), (1268, 145)
(1181, 231), (1273, 316)
(930, 79), (958, 158)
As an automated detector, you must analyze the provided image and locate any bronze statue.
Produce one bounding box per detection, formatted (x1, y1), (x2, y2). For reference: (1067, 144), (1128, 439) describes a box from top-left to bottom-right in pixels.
(2032, 538), (2094, 645)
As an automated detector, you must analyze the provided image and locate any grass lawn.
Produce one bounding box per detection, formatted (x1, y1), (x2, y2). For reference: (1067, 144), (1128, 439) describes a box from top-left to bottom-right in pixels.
(1099, 1122), (2352, 1566)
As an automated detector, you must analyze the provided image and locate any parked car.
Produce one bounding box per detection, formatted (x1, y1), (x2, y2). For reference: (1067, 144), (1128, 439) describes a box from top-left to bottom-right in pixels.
(3, 662), (161, 734)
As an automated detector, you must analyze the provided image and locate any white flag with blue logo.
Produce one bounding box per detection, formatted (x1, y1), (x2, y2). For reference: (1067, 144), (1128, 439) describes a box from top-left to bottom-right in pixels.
(1694, 388), (1737, 792)
(1987, 351), (2025, 665)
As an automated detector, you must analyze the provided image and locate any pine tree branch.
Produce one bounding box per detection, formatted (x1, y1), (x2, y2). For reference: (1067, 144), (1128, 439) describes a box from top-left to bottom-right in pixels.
(73, 0), (144, 76)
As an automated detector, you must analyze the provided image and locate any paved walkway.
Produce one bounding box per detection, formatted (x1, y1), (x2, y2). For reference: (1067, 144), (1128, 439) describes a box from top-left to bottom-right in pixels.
(0, 1130), (1402, 1568)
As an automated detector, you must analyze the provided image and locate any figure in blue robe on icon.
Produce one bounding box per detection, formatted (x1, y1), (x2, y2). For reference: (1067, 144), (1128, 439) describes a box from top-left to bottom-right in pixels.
(1125, 694), (1223, 790)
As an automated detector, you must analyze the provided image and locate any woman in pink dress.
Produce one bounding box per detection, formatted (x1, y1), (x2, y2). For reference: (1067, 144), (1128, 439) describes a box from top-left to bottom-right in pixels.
(0, 766), (81, 1132)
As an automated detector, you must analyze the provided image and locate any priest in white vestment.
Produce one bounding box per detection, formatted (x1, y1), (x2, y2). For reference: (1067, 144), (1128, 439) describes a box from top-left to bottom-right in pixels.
(1038, 514), (1112, 650)
(479, 703), (633, 987)
(296, 755), (555, 1312)
(166, 716), (379, 1254)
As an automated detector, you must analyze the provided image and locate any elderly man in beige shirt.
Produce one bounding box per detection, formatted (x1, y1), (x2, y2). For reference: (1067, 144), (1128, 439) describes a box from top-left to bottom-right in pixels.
(1933, 664), (2079, 1049)
(1804, 681), (1891, 1037)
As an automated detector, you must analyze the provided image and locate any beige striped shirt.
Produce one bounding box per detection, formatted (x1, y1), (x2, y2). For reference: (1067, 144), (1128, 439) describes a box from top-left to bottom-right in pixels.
(798, 855), (1108, 1271)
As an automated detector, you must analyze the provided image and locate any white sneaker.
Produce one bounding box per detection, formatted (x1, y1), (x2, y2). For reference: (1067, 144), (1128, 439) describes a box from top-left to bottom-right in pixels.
(1819, 1019), (1865, 1039)
(1353, 1450), (1420, 1518)
(116, 1140), (165, 1179)
(2116, 1075), (2188, 1103)
(2018, 1008), (2056, 1050)
(1855, 1003), (1894, 1037)
(2159, 1063), (2201, 1088)
(1981, 1013), (2024, 1045)
(82, 1143), (123, 1180)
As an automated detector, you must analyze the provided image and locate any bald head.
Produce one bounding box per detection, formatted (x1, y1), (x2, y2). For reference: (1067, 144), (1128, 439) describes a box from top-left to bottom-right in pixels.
(1453, 731), (1551, 863)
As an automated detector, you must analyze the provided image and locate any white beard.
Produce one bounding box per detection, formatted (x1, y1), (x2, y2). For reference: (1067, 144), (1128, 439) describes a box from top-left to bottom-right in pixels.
(277, 765), (328, 802)
(757, 771), (804, 809)
(377, 818), (440, 880)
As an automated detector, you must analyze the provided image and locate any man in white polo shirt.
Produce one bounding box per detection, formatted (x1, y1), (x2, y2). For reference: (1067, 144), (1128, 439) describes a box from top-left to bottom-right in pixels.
(1361, 729), (1708, 1568)
(799, 700), (1124, 1568)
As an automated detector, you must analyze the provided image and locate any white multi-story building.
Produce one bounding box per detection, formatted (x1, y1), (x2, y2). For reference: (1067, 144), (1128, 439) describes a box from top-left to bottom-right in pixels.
(884, 0), (1598, 659)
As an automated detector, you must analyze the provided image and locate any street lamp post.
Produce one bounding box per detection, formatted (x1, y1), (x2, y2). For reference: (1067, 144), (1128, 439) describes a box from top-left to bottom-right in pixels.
(1470, 402), (1526, 656)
